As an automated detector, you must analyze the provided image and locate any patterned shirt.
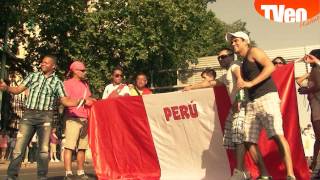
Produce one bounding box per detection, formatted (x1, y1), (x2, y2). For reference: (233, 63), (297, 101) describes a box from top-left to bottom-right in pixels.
(21, 72), (66, 110)
(102, 83), (130, 99)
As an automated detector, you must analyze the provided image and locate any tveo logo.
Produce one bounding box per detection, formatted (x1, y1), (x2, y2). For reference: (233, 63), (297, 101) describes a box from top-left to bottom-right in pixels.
(163, 102), (198, 121)
(261, 5), (307, 22)
(255, 0), (320, 23)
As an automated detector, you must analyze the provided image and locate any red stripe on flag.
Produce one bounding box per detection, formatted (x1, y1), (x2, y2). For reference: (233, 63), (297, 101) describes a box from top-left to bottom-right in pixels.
(270, 63), (310, 179)
(213, 86), (236, 172)
(88, 96), (160, 180)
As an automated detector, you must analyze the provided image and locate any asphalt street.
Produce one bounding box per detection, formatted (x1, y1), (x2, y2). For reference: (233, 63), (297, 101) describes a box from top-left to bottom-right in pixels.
(0, 160), (97, 180)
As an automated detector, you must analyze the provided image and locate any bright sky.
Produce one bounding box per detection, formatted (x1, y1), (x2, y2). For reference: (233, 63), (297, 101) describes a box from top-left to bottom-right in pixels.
(207, 0), (320, 50)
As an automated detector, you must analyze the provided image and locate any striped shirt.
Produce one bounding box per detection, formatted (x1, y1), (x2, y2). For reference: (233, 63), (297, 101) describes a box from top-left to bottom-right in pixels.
(21, 72), (66, 110)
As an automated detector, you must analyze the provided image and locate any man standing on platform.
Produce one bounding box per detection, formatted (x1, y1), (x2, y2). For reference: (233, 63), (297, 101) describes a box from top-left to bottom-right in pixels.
(0, 55), (87, 180)
(226, 31), (295, 180)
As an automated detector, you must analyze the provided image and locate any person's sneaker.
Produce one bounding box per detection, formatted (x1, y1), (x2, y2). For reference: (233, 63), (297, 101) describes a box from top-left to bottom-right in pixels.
(286, 176), (296, 180)
(77, 174), (89, 180)
(257, 176), (272, 180)
(54, 159), (60, 162)
(64, 174), (74, 180)
(230, 168), (251, 180)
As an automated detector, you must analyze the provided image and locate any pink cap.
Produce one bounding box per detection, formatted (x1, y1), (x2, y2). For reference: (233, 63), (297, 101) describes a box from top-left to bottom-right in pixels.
(69, 61), (85, 72)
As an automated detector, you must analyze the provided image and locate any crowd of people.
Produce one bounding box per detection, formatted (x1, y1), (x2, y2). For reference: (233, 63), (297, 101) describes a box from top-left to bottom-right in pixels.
(0, 56), (153, 180)
(0, 131), (17, 163)
(0, 31), (319, 180)
(184, 32), (320, 180)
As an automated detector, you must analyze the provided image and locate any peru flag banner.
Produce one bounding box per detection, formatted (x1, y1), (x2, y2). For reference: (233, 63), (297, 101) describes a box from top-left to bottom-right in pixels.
(88, 63), (309, 180)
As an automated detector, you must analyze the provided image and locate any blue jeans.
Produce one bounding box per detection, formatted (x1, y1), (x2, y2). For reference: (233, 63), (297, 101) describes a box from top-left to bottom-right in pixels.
(7, 110), (53, 178)
(29, 142), (38, 163)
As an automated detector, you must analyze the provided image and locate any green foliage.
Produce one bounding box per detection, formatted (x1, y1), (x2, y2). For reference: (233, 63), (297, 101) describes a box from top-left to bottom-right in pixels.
(0, 0), (249, 95)
(76, 0), (232, 92)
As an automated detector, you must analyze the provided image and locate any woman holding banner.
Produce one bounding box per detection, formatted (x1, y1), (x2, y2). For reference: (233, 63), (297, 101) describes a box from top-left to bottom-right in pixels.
(298, 49), (320, 175)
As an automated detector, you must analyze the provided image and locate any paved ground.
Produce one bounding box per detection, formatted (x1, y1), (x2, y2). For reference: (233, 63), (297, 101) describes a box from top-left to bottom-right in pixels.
(0, 158), (318, 179)
(0, 160), (97, 180)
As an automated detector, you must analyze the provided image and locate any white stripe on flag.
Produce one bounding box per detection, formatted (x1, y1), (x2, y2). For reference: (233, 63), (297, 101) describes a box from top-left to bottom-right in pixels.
(142, 88), (231, 180)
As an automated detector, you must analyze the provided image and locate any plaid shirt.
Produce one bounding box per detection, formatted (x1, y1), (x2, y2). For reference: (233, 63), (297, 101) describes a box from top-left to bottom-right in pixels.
(21, 72), (66, 110)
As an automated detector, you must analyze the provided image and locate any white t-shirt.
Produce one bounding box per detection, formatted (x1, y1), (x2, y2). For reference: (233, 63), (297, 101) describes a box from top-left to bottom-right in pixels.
(217, 60), (242, 104)
(102, 83), (130, 99)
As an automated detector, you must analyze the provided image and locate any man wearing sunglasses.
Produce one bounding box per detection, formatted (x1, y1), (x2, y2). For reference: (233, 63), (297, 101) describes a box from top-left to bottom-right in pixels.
(0, 55), (86, 180)
(102, 67), (130, 99)
(226, 31), (295, 180)
(63, 61), (96, 180)
(184, 48), (252, 180)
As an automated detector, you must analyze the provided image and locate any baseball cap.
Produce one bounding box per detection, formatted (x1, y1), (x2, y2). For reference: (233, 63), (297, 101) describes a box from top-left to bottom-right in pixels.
(69, 61), (86, 72)
(225, 31), (250, 44)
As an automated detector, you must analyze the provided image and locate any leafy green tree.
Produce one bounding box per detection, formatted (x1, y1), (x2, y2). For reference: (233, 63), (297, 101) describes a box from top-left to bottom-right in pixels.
(0, 0), (250, 95)
(76, 0), (229, 92)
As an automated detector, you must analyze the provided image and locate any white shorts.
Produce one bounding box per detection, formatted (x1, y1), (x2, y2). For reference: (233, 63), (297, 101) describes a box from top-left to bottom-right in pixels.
(244, 92), (284, 143)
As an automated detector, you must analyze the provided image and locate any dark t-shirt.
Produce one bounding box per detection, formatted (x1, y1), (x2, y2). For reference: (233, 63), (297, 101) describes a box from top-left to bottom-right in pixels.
(242, 48), (277, 100)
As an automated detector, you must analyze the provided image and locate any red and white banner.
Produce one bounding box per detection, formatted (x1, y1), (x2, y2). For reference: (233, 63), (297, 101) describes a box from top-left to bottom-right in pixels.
(88, 63), (309, 180)
(143, 88), (230, 180)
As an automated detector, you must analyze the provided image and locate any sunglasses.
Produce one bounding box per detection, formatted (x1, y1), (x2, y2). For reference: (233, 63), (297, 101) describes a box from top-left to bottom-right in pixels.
(273, 61), (283, 65)
(218, 54), (231, 61)
(76, 69), (86, 72)
(114, 74), (123, 78)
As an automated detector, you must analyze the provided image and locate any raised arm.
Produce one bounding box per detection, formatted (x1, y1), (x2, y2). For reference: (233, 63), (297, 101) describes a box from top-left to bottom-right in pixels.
(295, 73), (309, 87)
(183, 79), (223, 91)
(304, 54), (320, 66)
